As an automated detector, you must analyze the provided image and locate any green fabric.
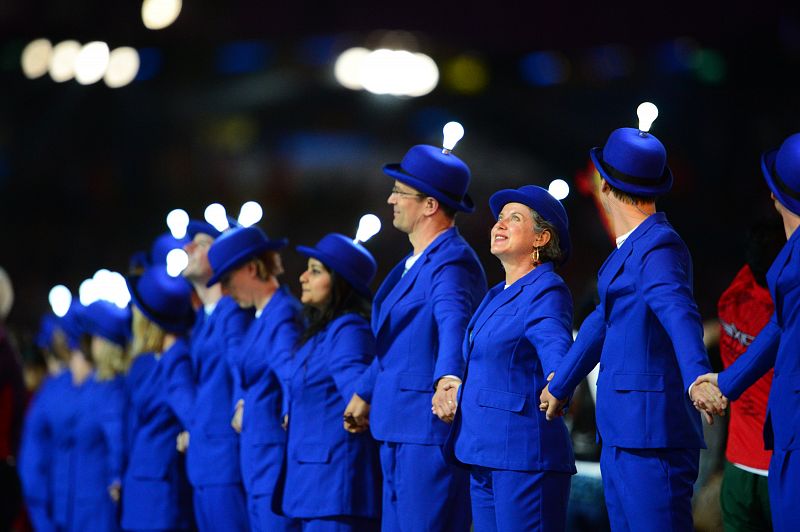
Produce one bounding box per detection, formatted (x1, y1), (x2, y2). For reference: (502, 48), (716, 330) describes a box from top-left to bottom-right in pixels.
(720, 460), (772, 532)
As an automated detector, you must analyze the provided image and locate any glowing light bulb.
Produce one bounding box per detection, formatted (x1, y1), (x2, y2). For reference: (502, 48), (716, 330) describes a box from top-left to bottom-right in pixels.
(49, 40), (81, 83)
(21, 38), (52, 79)
(48, 285), (72, 317)
(104, 47), (140, 88)
(442, 121), (464, 153)
(107, 271), (130, 308)
(74, 41), (110, 85)
(166, 249), (189, 277)
(354, 214), (381, 244)
(637, 102), (658, 134)
(166, 209), (189, 239)
(141, 0), (183, 30)
(204, 203), (230, 232)
(79, 278), (100, 306)
(548, 179), (570, 201)
(334, 47), (370, 90)
(238, 201), (263, 227)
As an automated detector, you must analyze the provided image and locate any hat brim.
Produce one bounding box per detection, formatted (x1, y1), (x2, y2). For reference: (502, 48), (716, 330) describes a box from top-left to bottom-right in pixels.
(590, 147), (674, 196)
(126, 275), (194, 334)
(206, 238), (288, 287)
(383, 163), (475, 213)
(489, 189), (571, 265)
(762, 148), (800, 216)
(296, 245), (372, 299)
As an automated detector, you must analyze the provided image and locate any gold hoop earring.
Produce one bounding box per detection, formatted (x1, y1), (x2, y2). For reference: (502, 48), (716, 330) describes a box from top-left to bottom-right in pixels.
(531, 246), (540, 266)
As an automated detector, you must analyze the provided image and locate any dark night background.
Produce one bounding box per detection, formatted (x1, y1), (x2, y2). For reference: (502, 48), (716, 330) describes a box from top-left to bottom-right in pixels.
(1, 0), (799, 347)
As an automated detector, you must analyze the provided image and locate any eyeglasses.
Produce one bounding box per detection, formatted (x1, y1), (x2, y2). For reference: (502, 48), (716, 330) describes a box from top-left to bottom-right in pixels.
(390, 187), (425, 199)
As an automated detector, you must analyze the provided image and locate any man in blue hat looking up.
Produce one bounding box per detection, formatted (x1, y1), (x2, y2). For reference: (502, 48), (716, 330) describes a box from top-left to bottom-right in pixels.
(347, 131), (487, 531)
(539, 113), (726, 531)
(179, 220), (252, 532)
(693, 132), (800, 532)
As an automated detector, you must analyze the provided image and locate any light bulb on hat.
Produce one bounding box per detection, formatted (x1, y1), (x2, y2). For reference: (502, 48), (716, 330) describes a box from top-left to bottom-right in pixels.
(79, 278), (100, 306)
(354, 214), (382, 244)
(442, 121), (464, 154)
(107, 271), (131, 309)
(48, 285), (72, 318)
(204, 203), (230, 232)
(636, 102), (658, 136)
(166, 249), (189, 277)
(166, 209), (189, 239)
(238, 201), (263, 227)
(548, 179), (570, 201)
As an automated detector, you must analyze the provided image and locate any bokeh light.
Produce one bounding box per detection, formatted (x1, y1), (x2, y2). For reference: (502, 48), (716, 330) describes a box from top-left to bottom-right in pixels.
(21, 38), (52, 79)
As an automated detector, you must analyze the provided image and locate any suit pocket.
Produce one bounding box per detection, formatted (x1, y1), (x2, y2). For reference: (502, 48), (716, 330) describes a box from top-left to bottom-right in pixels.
(397, 372), (433, 392)
(613, 373), (664, 392)
(293, 444), (332, 464)
(476, 388), (526, 412)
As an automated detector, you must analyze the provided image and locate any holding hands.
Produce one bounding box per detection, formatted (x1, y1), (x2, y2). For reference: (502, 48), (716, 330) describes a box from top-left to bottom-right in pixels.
(538, 372), (568, 421)
(343, 393), (370, 433)
(690, 373), (728, 424)
(431, 377), (461, 423)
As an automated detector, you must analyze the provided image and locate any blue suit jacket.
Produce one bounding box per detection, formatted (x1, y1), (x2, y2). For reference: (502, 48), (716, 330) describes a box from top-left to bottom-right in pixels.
(549, 213), (710, 449)
(185, 296), (252, 487)
(719, 227), (800, 451)
(281, 313), (380, 519)
(231, 286), (303, 495)
(122, 345), (193, 531)
(450, 263), (577, 473)
(358, 227), (487, 445)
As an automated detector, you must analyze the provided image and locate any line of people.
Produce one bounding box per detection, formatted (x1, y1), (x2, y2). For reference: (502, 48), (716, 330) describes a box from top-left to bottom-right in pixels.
(16, 114), (800, 532)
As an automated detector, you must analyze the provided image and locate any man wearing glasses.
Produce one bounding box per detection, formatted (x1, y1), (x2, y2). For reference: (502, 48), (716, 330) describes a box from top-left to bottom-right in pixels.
(346, 140), (487, 531)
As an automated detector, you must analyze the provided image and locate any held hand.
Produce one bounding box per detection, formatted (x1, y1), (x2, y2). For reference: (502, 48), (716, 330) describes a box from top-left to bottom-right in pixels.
(689, 375), (727, 424)
(282, 414), (289, 431)
(176, 431), (190, 453)
(538, 373), (568, 421)
(108, 481), (121, 503)
(231, 400), (244, 434)
(431, 377), (461, 423)
(343, 393), (370, 434)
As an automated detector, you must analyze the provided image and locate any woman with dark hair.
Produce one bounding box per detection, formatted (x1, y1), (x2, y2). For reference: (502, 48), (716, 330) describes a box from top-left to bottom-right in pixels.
(277, 233), (380, 531)
(206, 225), (301, 532)
(121, 265), (196, 531)
(442, 185), (576, 531)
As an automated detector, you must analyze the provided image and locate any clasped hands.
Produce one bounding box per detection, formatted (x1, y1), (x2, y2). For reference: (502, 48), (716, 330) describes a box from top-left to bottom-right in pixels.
(343, 393), (371, 433)
(431, 377), (461, 423)
(538, 372), (729, 425)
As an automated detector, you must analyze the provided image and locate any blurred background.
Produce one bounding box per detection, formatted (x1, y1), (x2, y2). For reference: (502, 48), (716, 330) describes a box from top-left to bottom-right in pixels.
(1, 0), (799, 345)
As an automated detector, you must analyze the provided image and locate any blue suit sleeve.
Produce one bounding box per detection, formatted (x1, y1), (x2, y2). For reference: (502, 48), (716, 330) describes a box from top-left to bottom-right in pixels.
(524, 280), (574, 379)
(223, 307), (250, 413)
(270, 316), (302, 418)
(431, 258), (485, 384)
(326, 316), (376, 403)
(640, 241), (712, 392)
(548, 305), (606, 400)
(162, 341), (196, 428)
(353, 357), (378, 403)
(99, 379), (127, 485)
(18, 382), (53, 506)
(719, 317), (781, 400)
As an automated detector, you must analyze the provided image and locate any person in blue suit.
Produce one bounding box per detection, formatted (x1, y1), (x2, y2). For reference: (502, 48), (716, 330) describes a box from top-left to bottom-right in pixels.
(442, 185), (576, 531)
(207, 225), (302, 532)
(349, 133), (487, 531)
(277, 233), (381, 531)
(122, 265), (196, 531)
(180, 219), (251, 532)
(64, 300), (130, 532)
(539, 120), (726, 531)
(694, 132), (800, 532)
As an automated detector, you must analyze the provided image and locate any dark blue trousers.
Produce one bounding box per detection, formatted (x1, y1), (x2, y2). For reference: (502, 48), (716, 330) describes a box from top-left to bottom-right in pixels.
(769, 449), (800, 532)
(193, 483), (249, 532)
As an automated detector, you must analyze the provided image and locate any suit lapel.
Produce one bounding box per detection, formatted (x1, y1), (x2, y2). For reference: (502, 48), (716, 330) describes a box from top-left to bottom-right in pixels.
(767, 230), (799, 323)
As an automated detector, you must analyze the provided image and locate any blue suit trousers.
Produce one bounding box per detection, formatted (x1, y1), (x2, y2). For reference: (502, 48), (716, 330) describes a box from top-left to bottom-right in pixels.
(193, 484), (249, 532)
(379, 441), (470, 532)
(469, 466), (570, 532)
(769, 450), (800, 532)
(600, 446), (698, 532)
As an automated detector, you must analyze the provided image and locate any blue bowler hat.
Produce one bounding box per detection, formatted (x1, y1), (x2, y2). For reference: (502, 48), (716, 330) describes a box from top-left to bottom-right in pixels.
(489, 185), (571, 265)
(81, 301), (131, 348)
(150, 232), (190, 268)
(36, 314), (60, 349)
(207, 225), (288, 287)
(296, 233), (378, 299)
(58, 302), (87, 350)
(127, 266), (195, 334)
(383, 145), (475, 213)
(186, 217), (241, 240)
(762, 132), (800, 216)
(590, 128), (674, 196)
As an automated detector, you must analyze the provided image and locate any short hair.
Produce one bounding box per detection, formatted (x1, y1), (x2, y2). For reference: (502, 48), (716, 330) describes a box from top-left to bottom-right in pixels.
(530, 209), (563, 265)
(252, 251), (284, 281)
(608, 183), (657, 206)
(437, 201), (458, 220)
(299, 265), (371, 346)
